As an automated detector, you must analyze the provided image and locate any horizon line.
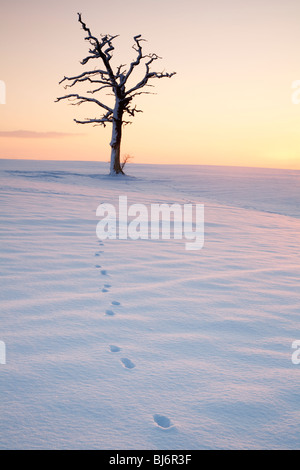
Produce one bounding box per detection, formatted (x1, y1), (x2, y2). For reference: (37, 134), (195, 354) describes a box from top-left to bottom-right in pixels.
(0, 156), (299, 173)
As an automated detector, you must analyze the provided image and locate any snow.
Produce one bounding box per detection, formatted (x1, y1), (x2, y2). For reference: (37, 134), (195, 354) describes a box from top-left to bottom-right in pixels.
(0, 159), (300, 450)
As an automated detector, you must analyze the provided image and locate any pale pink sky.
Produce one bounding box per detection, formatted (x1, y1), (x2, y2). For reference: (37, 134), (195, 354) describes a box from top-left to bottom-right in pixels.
(1, 0), (300, 169)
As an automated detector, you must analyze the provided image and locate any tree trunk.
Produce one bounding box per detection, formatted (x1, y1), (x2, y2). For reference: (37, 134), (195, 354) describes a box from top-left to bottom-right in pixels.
(110, 98), (124, 175)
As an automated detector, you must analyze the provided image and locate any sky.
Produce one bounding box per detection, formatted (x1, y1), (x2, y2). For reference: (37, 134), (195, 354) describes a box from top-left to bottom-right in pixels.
(1, 0), (300, 169)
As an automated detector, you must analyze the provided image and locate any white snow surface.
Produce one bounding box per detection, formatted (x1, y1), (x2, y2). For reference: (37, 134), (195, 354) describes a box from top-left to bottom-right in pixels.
(0, 159), (300, 450)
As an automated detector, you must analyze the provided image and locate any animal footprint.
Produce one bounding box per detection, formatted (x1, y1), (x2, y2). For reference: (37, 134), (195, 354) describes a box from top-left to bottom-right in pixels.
(153, 414), (173, 429)
(105, 309), (115, 316)
(101, 283), (111, 293)
(121, 358), (135, 369)
(109, 345), (121, 353)
(111, 301), (120, 306)
(101, 269), (107, 275)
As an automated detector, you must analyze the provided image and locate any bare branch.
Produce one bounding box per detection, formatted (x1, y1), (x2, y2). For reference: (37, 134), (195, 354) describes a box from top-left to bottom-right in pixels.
(74, 107), (113, 127)
(103, 35), (119, 61)
(80, 53), (99, 65)
(123, 35), (146, 83)
(59, 70), (110, 88)
(126, 69), (176, 97)
(74, 116), (113, 127)
(87, 84), (112, 94)
(55, 93), (113, 113)
(129, 90), (157, 99)
(116, 64), (127, 83)
(77, 13), (118, 87)
(125, 104), (143, 117)
(124, 51), (176, 96)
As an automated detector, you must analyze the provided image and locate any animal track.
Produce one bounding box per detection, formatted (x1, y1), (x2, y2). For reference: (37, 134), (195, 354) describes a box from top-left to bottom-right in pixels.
(95, 244), (133, 371)
(101, 283), (111, 293)
(153, 414), (173, 429)
(121, 358), (135, 369)
(105, 309), (115, 316)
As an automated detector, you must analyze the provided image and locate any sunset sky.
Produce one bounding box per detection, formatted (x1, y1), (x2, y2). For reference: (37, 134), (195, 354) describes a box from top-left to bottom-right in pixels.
(1, 0), (300, 169)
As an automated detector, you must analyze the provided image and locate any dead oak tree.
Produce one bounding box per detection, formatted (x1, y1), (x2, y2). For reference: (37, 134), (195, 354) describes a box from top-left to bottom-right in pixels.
(56, 13), (176, 175)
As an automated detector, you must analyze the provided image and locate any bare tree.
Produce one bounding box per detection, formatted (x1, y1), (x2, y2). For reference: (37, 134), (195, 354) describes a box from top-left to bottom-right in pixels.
(56, 13), (176, 175)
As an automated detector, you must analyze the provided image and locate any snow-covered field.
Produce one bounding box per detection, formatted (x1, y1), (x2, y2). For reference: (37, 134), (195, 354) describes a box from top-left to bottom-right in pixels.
(0, 159), (300, 450)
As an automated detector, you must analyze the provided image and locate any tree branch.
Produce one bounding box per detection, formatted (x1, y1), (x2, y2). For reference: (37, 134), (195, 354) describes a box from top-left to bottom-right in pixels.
(77, 12), (118, 88)
(74, 116), (113, 127)
(123, 35), (146, 83)
(129, 90), (157, 99)
(126, 70), (176, 97)
(55, 93), (113, 113)
(59, 70), (110, 86)
(87, 84), (112, 94)
(125, 104), (143, 117)
(124, 52), (176, 97)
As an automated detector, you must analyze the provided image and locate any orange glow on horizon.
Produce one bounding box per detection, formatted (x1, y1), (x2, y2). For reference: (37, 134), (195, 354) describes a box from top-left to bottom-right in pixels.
(1, 0), (300, 171)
